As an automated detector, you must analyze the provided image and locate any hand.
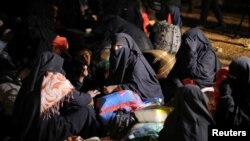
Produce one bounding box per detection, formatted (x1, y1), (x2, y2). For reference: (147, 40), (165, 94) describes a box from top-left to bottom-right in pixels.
(81, 65), (88, 77)
(218, 80), (231, 97)
(185, 37), (197, 53)
(103, 85), (118, 94)
(88, 89), (101, 98)
(79, 65), (88, 83)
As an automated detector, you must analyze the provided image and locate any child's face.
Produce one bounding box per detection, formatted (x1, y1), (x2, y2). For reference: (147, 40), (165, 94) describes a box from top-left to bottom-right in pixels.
(79, 50), (91, 65)
(52, 46), (64, 55)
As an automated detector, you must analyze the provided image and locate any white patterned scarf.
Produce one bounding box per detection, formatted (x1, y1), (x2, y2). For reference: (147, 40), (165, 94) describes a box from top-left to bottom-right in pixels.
(41, 72), (74, 119)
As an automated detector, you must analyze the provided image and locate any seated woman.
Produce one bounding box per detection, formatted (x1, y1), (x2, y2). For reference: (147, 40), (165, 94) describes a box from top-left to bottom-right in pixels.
(12, 52), (100, 141)
(103, 33), (164, 101)
(164, 28), (220, 103)
(214, 56), (250, 127)
(159, 84), (215, 141)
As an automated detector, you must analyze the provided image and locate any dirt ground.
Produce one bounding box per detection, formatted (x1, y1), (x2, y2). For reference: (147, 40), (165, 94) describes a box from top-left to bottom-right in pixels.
(180, 5), (250, 66)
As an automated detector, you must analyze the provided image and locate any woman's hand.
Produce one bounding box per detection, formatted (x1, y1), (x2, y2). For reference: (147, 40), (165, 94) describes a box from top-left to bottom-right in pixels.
(88, 89), (101, 98)
(81, 65), (89, 77)
(218, 80), (231, 97)
(79, 65), (88, 83)
(103, 85), (119, 94)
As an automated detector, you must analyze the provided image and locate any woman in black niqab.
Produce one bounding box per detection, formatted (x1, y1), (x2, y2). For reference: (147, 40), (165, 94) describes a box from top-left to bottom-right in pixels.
(163, 28), (220, 103)
(106, 33), (163, 101)
(167, 28), (220, 88)
(214, 56), (250, 126)
(159, 84), (215, 141)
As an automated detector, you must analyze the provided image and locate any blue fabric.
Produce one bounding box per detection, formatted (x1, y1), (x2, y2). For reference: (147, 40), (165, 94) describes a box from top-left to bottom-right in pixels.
(97, 90), (143, 126)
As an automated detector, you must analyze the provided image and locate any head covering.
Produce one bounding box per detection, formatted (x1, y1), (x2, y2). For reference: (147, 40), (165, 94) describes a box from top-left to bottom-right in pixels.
(179, 28), (211, 58)
(228, 56), (250, 116)
(109, 32), (147, 82)
(51, 35), (69, 50)
(29, 52), (74, 118)
(159, 84), (215, 141)
(29, 52), (66, 92)
(108, 33), (163, 100)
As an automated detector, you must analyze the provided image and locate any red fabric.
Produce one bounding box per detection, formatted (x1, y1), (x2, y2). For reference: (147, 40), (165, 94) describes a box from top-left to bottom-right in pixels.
(215, 67), (229, 86)
(96, 90), (144, 114)
(182, 78), (196, 85)
(142, 12), (150, 36)
(213, 67), (229, 115)
(51, 35), (69, 49)
(99, 101), (140, 114)
(96, 90), (144, 125)
(167, 13), (172, 24)
(214, 67), (229, 99)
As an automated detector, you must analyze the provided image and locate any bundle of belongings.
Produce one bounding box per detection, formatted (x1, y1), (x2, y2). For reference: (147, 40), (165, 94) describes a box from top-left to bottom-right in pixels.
(96, 90), (173, 140)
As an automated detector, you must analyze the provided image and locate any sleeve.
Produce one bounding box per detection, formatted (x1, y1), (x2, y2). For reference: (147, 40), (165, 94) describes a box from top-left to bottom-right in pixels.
(73, 80), (84, 90)
(186, 49), (217, 82)
(69, 89), (92, 106)
(119, 83), (135, 91)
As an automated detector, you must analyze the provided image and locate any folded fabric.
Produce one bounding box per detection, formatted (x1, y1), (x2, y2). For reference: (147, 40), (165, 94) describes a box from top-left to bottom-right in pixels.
(134, 105), (173, 123)
(96, 90), (144, 126)
(126, 122), (164, 141)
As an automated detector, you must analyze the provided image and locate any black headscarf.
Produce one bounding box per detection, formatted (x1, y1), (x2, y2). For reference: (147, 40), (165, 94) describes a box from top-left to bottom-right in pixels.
(159, 84), (215, 141)
(228, 56), (250, 118)
(29, 51), (65, 91)
(101, 15), (153, 51)
(13, 52), (65, 141)
(108, 33), (163, 100)
(167, 28), (220, 88)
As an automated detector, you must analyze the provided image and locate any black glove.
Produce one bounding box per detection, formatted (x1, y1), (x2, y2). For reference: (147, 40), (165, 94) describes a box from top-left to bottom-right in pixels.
(218, 80), (232, 97)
